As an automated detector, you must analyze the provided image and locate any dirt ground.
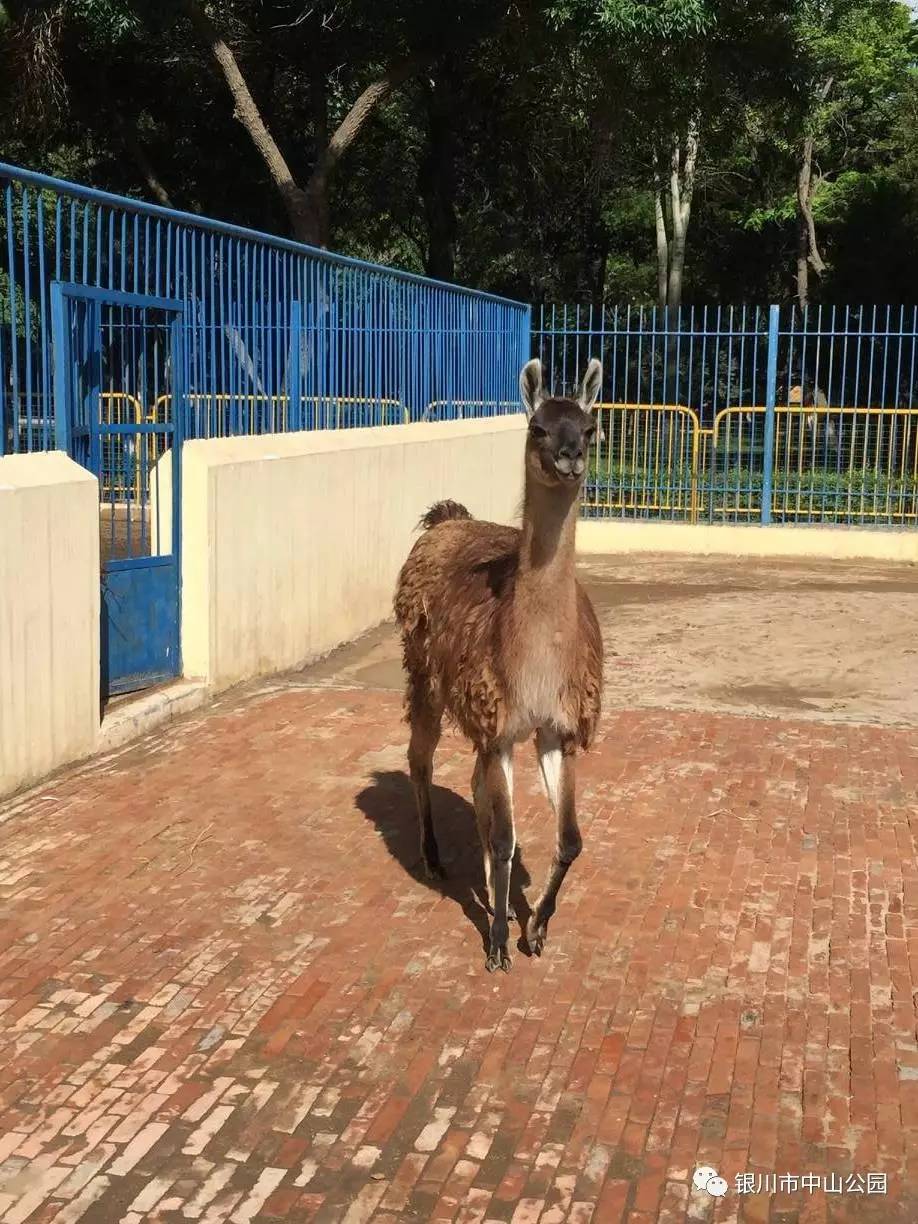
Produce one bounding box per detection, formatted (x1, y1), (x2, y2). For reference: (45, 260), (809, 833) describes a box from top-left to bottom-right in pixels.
(304, 552), (918, 729)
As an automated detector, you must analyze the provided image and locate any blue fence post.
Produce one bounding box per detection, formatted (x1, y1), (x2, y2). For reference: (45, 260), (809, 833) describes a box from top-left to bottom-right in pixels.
(761, 303), (780, 525)
(521, 305), (532, 399)
(51, 281), (71, 453)
(288, 300), (302, 430)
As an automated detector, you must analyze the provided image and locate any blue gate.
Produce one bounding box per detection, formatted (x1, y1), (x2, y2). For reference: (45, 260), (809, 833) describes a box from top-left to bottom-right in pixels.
(52, 283), (183, 697)
(1, 161), (529, 703)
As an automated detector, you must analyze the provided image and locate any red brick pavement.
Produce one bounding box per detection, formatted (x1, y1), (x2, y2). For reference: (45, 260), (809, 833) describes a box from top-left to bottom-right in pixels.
(0, 685), (916, 1222)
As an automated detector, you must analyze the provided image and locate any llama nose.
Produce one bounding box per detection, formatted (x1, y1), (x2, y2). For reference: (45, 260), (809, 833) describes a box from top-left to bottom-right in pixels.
(558, 444), (583, 461)
(554, 453), (585, 478)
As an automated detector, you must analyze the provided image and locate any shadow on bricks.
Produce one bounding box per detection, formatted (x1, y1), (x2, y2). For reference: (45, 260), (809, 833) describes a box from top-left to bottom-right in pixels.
(354, 769), (534, 955)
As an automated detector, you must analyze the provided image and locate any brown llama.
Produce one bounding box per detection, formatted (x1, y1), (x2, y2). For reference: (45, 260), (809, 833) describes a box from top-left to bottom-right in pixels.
(393, 357), (604, 973)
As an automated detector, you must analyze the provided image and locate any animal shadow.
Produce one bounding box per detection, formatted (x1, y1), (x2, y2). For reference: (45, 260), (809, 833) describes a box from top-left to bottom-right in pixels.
(355, 769), (533, 955)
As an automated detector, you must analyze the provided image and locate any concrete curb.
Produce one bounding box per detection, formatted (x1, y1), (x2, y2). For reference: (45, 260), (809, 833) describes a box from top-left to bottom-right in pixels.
(98, 679), (209, 755)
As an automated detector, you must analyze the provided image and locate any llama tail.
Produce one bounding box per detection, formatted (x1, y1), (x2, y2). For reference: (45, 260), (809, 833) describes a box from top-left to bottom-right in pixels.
(418, 499), (473, 530)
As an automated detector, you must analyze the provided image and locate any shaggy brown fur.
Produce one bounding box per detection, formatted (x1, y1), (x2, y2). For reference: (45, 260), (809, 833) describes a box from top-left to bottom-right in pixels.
(417, 499), (473, 530)
(395, 514), (601, 750)
(393, 357), (605, 974)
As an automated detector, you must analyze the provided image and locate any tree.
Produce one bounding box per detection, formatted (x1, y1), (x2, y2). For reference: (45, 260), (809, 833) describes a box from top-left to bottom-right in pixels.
(785, 0), (914, 305)
(548, 0), (795, 311)
(176, 0), (517, 250)
(1, 0), (916, 308)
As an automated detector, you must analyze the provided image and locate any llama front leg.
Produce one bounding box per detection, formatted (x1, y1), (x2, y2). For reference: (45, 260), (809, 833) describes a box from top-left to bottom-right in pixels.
(472, 754), (516, 922)
(527, 729), (582, 957)
(408, 700), (444, 880)
(481, 747), (515, 973)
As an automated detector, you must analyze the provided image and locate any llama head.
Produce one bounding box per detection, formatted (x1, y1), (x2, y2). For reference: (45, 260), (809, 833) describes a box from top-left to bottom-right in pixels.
(519, 357), (602, 488)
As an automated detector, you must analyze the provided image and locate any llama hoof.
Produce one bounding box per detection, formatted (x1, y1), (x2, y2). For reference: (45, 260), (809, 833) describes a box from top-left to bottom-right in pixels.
(486, 949), (512, 973)
(526, 916), (547, 956)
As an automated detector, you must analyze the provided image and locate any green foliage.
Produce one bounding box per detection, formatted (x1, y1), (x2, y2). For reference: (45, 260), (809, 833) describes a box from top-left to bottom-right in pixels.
(551, 0), (713, 37)
(743, 198), (798, 232)
(0, 0), (917, 305)
(66, 0), (140, 42)
(587, 461), (918, 521)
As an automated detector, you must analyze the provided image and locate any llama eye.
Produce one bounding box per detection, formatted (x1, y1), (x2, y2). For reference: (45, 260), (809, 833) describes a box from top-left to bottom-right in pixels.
(529, 423), (547, 439)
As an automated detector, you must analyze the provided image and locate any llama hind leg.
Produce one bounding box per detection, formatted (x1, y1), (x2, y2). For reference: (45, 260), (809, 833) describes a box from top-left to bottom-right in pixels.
(472, 754), (515, 922)
(408, 697), (444, 880)
(481, 746), (516, 973)
(527, 728), (582, 957)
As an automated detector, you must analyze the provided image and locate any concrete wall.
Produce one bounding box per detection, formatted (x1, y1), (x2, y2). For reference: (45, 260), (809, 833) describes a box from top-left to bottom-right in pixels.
(577, 519), (918, 562)
(11, 422), (917, 801)
(179, 418), (527, 691)
(0, 452), (100, 799)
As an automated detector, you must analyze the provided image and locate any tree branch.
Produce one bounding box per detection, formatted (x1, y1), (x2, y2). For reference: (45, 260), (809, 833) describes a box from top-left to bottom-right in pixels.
(328, 58), (420, 174)
(669, 134), (683, 244)
(114, 113), (174, 208)
(303, 54), (423, 239)
(679, 116), (700, 231)
(182, 0), (515, 246)
(797, 134), (826, 276)
(181, 0), (310, 236)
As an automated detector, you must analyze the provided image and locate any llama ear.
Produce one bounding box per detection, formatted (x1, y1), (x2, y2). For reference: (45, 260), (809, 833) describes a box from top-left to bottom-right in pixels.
(519, 358), (544, 419)
(578, 358), (602, 413)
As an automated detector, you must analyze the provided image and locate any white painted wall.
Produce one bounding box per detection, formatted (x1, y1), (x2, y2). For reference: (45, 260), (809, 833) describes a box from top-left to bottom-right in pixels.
(178, 418), (527, 690)
(577, 519), (918, 562)
(0, 452), (100, 799)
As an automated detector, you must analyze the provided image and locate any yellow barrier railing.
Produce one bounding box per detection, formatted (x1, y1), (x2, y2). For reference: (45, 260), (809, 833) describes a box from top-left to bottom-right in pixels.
(709, 404), (918, 523)
(769, 404), (918, 523)
(589, 403), (701, 520)
(422, 400), (519, 420)
(300, 396), (408, 427)
(590, 401), (918, 524)
(34, 390), (918, 525)
(152, 392), (408, 432)
(99, 392), (145, 503)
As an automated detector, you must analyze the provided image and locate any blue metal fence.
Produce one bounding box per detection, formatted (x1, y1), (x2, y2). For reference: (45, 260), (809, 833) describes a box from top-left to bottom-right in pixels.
(534, 302), (918, 527)
(0, 162), (530, 457)
(6, 158), (918, 535)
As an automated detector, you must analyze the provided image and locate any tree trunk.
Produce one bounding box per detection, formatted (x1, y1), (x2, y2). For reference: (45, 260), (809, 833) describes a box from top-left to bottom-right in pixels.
(590, 230), (608, 313)
(796, 133), (827, 308)
(796, 201), (810, 309)
(571, 199), (608, 311)
(303, 60), (423, 246)
(652, 120), (699, 312)
(579, 115), (612, 312)
(419, 69), (458, 281)
(653, 182), (668, 310)
(182, 0), (422, 247)
(180, 0), (313, 240)
(666, 118), (699, 313)
(795, 78), (833, 308)
(182, 0), (518, 248)
(308, 48), (330, 248)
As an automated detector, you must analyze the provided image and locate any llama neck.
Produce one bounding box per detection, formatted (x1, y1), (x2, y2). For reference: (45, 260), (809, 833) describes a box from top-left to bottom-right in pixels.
(517, 477), (580, 588)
